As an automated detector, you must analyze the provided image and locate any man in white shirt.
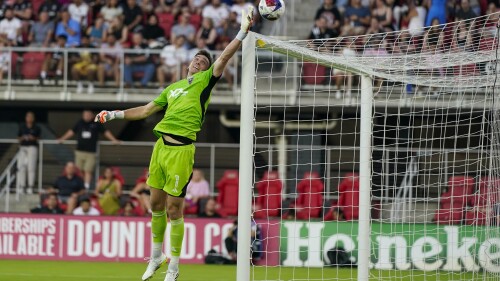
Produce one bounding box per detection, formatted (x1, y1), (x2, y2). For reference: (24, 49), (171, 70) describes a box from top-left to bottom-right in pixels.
(68, 0), (89, 27)
(230, 0), (256, 24)
(202, 0), (229, 32)
(156, 35), (188, 88)
(73, 198), (101, 216)
(0, 8), (22, 46)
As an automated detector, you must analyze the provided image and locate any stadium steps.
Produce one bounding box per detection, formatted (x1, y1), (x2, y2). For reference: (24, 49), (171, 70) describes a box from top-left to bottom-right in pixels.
(379, 201), (439, 223)
(0, 193), (39, 213)
(286, 0), (319, 39)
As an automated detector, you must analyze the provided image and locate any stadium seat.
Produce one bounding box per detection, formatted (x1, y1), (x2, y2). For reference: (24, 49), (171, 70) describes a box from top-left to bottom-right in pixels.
(302, 63), (327, 85)
(216, 170), (239, 217)
(156, 12), (175, 39)
(21, 52), (45, 79)
(433, 175), (474, 224)
(292, 171), (324, 220)
(190, 13), (202, 30)
(253, 170), (282, 219)
(464, 177), (500, 225)
(325, 173), (360, 221)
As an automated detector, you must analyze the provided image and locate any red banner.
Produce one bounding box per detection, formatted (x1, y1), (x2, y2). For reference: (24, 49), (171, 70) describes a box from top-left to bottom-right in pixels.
(0, 213), (279, 265)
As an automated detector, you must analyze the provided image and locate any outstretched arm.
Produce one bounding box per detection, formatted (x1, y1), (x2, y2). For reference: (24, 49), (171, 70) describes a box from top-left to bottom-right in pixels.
(94, 101), (163, 124)
(213, 6), (254, 78)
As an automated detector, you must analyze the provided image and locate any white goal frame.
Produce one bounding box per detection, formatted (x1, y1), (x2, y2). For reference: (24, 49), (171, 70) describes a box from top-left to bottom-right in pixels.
(236, 32), (374, 281)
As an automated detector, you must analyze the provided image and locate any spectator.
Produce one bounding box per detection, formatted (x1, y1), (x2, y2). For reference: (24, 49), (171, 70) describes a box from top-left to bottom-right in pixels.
(202, 0), (230, 33)
(31, 193), (64, 214)
(28, 11), (54, 47)
(230, 0), (255, 24)
(57, 109), (120, 189)
(47, 161), (85, 214)
(130, 169), (151, 213)
(341, 0), (371, 36)
(100, 0), (122, 26)
(71, 35), (98, 94)
(17, 111), (41, 195)
(124, 33), (155, 88)
(12, 0), (32, 22)
(224, 220), (261, 261)
(220, 11), (239, 40)
(73, 197), (101, 215)
(120, 200), (139, 216)
(309, 16), (338, 40)
(403, 0), (426, 37)
(332, 40), (357, 98)
(455, 0), (477, 21)
(372, 0), (393, 32)
(0, 42), (9, 84)
(86, 16), (105, 47)
(425, 0), (446, 26)
(0, 0), (9, 21)
(0, 7), (22, 46)
(122, 0), (143, 33)
(95, 167), (122, 215)
(142, 14), (167, 48)
(189, 0), (207, 11)
(157, 35), (188, 88)
(104, 16), (128, 45)
(38, 0), (61, 22)
(171, 11), (196, 46)
(55, 9), (81, 47)
(314, 0), (341, 34)
(39, 34), (66, 84)
(366, 17), (384, 34)
(185, 169), (210, 211)
(199, 197), (221, 218)
(68, 0), (89, 27)
(98, 33), (122, 87)
(196, 18), (218, 50)
(140, 0), (154, 15)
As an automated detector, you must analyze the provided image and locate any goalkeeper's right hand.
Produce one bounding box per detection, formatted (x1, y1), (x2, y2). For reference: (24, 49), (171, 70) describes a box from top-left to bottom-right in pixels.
(95, 110), (124, 123)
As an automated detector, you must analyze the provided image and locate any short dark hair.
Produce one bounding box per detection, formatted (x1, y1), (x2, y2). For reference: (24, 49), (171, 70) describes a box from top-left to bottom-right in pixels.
(57, 34), (68, 41)
(195, 49), (212, 66)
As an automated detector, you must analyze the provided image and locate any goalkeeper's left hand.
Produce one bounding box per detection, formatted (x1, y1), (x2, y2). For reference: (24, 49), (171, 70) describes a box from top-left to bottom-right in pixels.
(236, 6), (254, 41)
(94, 110), (124, 123)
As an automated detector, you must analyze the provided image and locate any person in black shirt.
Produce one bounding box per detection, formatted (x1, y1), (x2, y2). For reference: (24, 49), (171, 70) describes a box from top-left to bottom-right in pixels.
(57, 110), (120, 189)
(122, 0), (142, 33)
(314, 0), (341, 34)
(124, 33), (155, 87)
(38, 0), (61, 22)
(46, 162), (85, 214)
(17, 111), (41, 195)
(199, 198), (221, 218)
(455, 0), (477, 21)
(308, 16), (338, 40)
(31, 193), (64, 214)
(142, 14), (167, 48)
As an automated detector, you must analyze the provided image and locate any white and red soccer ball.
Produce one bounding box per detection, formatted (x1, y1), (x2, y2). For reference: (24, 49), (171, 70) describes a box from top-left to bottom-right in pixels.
(258, 0), (285, 21)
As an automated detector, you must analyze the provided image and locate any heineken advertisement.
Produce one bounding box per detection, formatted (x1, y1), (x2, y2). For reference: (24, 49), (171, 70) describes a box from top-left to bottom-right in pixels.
(281, 221), (500, 272)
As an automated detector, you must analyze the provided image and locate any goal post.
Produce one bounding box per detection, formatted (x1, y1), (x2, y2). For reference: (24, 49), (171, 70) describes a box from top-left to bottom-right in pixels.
(238, 12), (500, 281)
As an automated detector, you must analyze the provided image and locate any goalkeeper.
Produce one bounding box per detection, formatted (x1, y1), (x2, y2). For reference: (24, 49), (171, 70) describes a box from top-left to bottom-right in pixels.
(95, 7), (254, 281)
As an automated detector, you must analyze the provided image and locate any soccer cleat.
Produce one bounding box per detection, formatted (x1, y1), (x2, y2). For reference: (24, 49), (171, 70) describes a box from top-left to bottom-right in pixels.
(164, 270), (179, 281)
(142, 254), (168, 281)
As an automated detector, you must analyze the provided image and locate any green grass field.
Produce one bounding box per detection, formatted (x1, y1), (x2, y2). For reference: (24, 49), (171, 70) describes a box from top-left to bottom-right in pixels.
(0, 260), (497, 281)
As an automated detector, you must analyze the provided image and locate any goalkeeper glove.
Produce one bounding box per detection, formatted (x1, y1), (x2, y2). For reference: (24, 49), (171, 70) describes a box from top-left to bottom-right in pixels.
(237, 6), (254, 41)
(94, 110), (124, 123)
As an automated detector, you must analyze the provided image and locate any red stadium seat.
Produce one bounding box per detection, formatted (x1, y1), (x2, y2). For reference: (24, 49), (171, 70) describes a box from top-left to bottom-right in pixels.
(190, 13), (202, 30)
(21, 52), (45, 79)
(433, 176), (474, 224)
(464, 177), (500, 225)
(254, 170), (282, 219)
(331, 173), (360, 221)
(302, 63), (327, 85)
(292, 172), (324, 220)
(156, 12), (175, 39)
(216, 170), (239, 217)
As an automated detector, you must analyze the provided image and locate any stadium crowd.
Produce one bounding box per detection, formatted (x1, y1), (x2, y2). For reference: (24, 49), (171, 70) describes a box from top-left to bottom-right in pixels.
(0, 0), (262, 93)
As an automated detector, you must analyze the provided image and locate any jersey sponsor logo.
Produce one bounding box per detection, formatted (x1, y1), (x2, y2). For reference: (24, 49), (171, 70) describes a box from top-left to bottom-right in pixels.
(169, 88), (188, 99)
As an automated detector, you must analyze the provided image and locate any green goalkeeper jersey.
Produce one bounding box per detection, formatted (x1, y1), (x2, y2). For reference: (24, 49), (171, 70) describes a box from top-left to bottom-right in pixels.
(152, 65), (220, 141)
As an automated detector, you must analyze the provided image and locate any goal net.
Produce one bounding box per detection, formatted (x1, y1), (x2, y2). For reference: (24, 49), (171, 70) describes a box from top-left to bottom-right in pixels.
(237, 12), (500, 281)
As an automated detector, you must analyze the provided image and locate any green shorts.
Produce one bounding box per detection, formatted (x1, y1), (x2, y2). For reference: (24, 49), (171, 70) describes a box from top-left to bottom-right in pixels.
(146, 138), (195, 197)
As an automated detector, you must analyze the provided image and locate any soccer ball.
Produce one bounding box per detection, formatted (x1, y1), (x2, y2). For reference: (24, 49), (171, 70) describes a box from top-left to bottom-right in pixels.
(258, 0), (285, 21)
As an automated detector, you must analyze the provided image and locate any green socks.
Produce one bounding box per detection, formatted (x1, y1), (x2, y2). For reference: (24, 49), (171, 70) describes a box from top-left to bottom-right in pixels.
(151, 210), (167, 242)
(170, 217), (184, 257)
